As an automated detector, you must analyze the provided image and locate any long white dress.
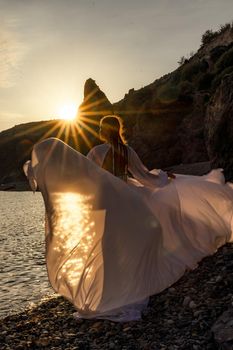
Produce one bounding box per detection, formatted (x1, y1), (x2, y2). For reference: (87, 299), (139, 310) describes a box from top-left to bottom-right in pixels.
(24, 138), (233, 321)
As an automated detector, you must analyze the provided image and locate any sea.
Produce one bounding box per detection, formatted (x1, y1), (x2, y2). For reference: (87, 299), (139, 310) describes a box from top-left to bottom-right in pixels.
(0, 191), (54, 319)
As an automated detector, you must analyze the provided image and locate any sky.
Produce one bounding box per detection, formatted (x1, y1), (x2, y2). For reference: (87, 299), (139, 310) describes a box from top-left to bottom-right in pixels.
(0, 0), (233, 131)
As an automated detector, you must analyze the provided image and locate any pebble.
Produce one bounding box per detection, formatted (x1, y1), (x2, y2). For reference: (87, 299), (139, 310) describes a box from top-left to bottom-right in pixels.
(193, 345), (199, 350)
(183, 296), (191, 307)
(167, 319), (174, 325)
(189, 301), (197, 309)
(123, 326), (131, 332)
(193, 310), (202, 317)
(215, 275), (222, 282)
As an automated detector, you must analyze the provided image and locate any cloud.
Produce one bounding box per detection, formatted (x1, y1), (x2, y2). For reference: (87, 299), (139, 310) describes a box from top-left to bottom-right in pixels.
(0, 23), (26, 88)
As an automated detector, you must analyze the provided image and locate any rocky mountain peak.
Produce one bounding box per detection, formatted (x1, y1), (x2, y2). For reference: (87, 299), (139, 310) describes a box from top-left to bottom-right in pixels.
(79, 78), (113, 119)
(83, 78), (99, 97)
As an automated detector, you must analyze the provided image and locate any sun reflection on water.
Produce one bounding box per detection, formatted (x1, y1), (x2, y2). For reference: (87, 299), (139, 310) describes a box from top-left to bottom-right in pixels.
(51, 192), (96, 287)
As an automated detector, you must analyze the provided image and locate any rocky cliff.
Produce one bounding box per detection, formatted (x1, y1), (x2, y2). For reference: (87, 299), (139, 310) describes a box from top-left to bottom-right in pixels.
(78, 78), (113, 146)
(206, 72), (233, 181)
(111, 24), (233, 169)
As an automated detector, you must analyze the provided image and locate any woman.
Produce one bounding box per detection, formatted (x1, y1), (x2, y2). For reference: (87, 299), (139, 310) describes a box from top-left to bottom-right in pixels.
(24, 117), (233, 321)
(87, 115), (172, 188)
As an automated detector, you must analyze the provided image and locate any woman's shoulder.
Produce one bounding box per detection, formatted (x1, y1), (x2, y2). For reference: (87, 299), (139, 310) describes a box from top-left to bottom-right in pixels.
(87, 143), (110, 165)
(90, 143), (110, 153)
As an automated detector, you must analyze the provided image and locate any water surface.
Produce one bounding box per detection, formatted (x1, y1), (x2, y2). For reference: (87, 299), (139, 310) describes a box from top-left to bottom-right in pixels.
(0, 192), (54, 318)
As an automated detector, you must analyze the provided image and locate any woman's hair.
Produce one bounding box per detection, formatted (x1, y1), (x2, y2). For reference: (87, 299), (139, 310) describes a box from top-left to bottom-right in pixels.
(99, 115), (126, 144)
(100, 115), (128, 181)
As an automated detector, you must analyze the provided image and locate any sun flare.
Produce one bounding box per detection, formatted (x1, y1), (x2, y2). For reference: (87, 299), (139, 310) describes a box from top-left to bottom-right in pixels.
(57, 103), (77, 121)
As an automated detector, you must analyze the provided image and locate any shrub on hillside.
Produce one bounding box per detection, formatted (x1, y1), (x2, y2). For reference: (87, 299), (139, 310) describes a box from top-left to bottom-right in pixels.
(178, 56), (187, 66)
(201, 30), (218, 46)
(218, 23), (231, 34)
(201, 23), (233, 48)
(178, 51), (196, 66)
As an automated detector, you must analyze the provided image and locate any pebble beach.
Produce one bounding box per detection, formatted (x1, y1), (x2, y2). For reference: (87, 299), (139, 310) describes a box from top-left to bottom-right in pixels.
(1, 243), (233, 350)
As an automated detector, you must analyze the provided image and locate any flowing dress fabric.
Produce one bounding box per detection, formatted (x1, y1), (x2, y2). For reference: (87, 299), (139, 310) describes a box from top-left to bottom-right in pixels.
(25, 138), (233, 321)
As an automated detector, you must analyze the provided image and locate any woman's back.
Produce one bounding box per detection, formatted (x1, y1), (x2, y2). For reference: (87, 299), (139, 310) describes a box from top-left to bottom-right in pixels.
(102, 142), (128, 181)
(87, 143), (169, 188)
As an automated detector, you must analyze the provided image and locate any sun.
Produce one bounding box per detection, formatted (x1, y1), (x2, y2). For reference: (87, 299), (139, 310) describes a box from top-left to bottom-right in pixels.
(57, 103), (77, 121)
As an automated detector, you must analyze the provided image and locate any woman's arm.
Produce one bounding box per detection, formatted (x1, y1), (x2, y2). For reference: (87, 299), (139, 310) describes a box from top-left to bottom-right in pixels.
(86, 148), (95, 162)
(127, 146), (169, 188)
(87, 144), (111, 168)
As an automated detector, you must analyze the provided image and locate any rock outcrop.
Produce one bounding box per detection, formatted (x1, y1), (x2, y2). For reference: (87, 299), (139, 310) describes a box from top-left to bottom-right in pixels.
(178, 92), (209, 164)
(78, 78), (113, 120)
(77, 78), (114, 148)
(111, 25), (233, 170)
(116, 99), (193, 169)
(206, 73), (233, 181)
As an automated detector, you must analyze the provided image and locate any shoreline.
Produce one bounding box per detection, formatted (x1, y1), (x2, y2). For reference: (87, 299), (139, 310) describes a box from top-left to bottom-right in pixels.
(1, 243), (232, 350)
(0, 162), (211, 193)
